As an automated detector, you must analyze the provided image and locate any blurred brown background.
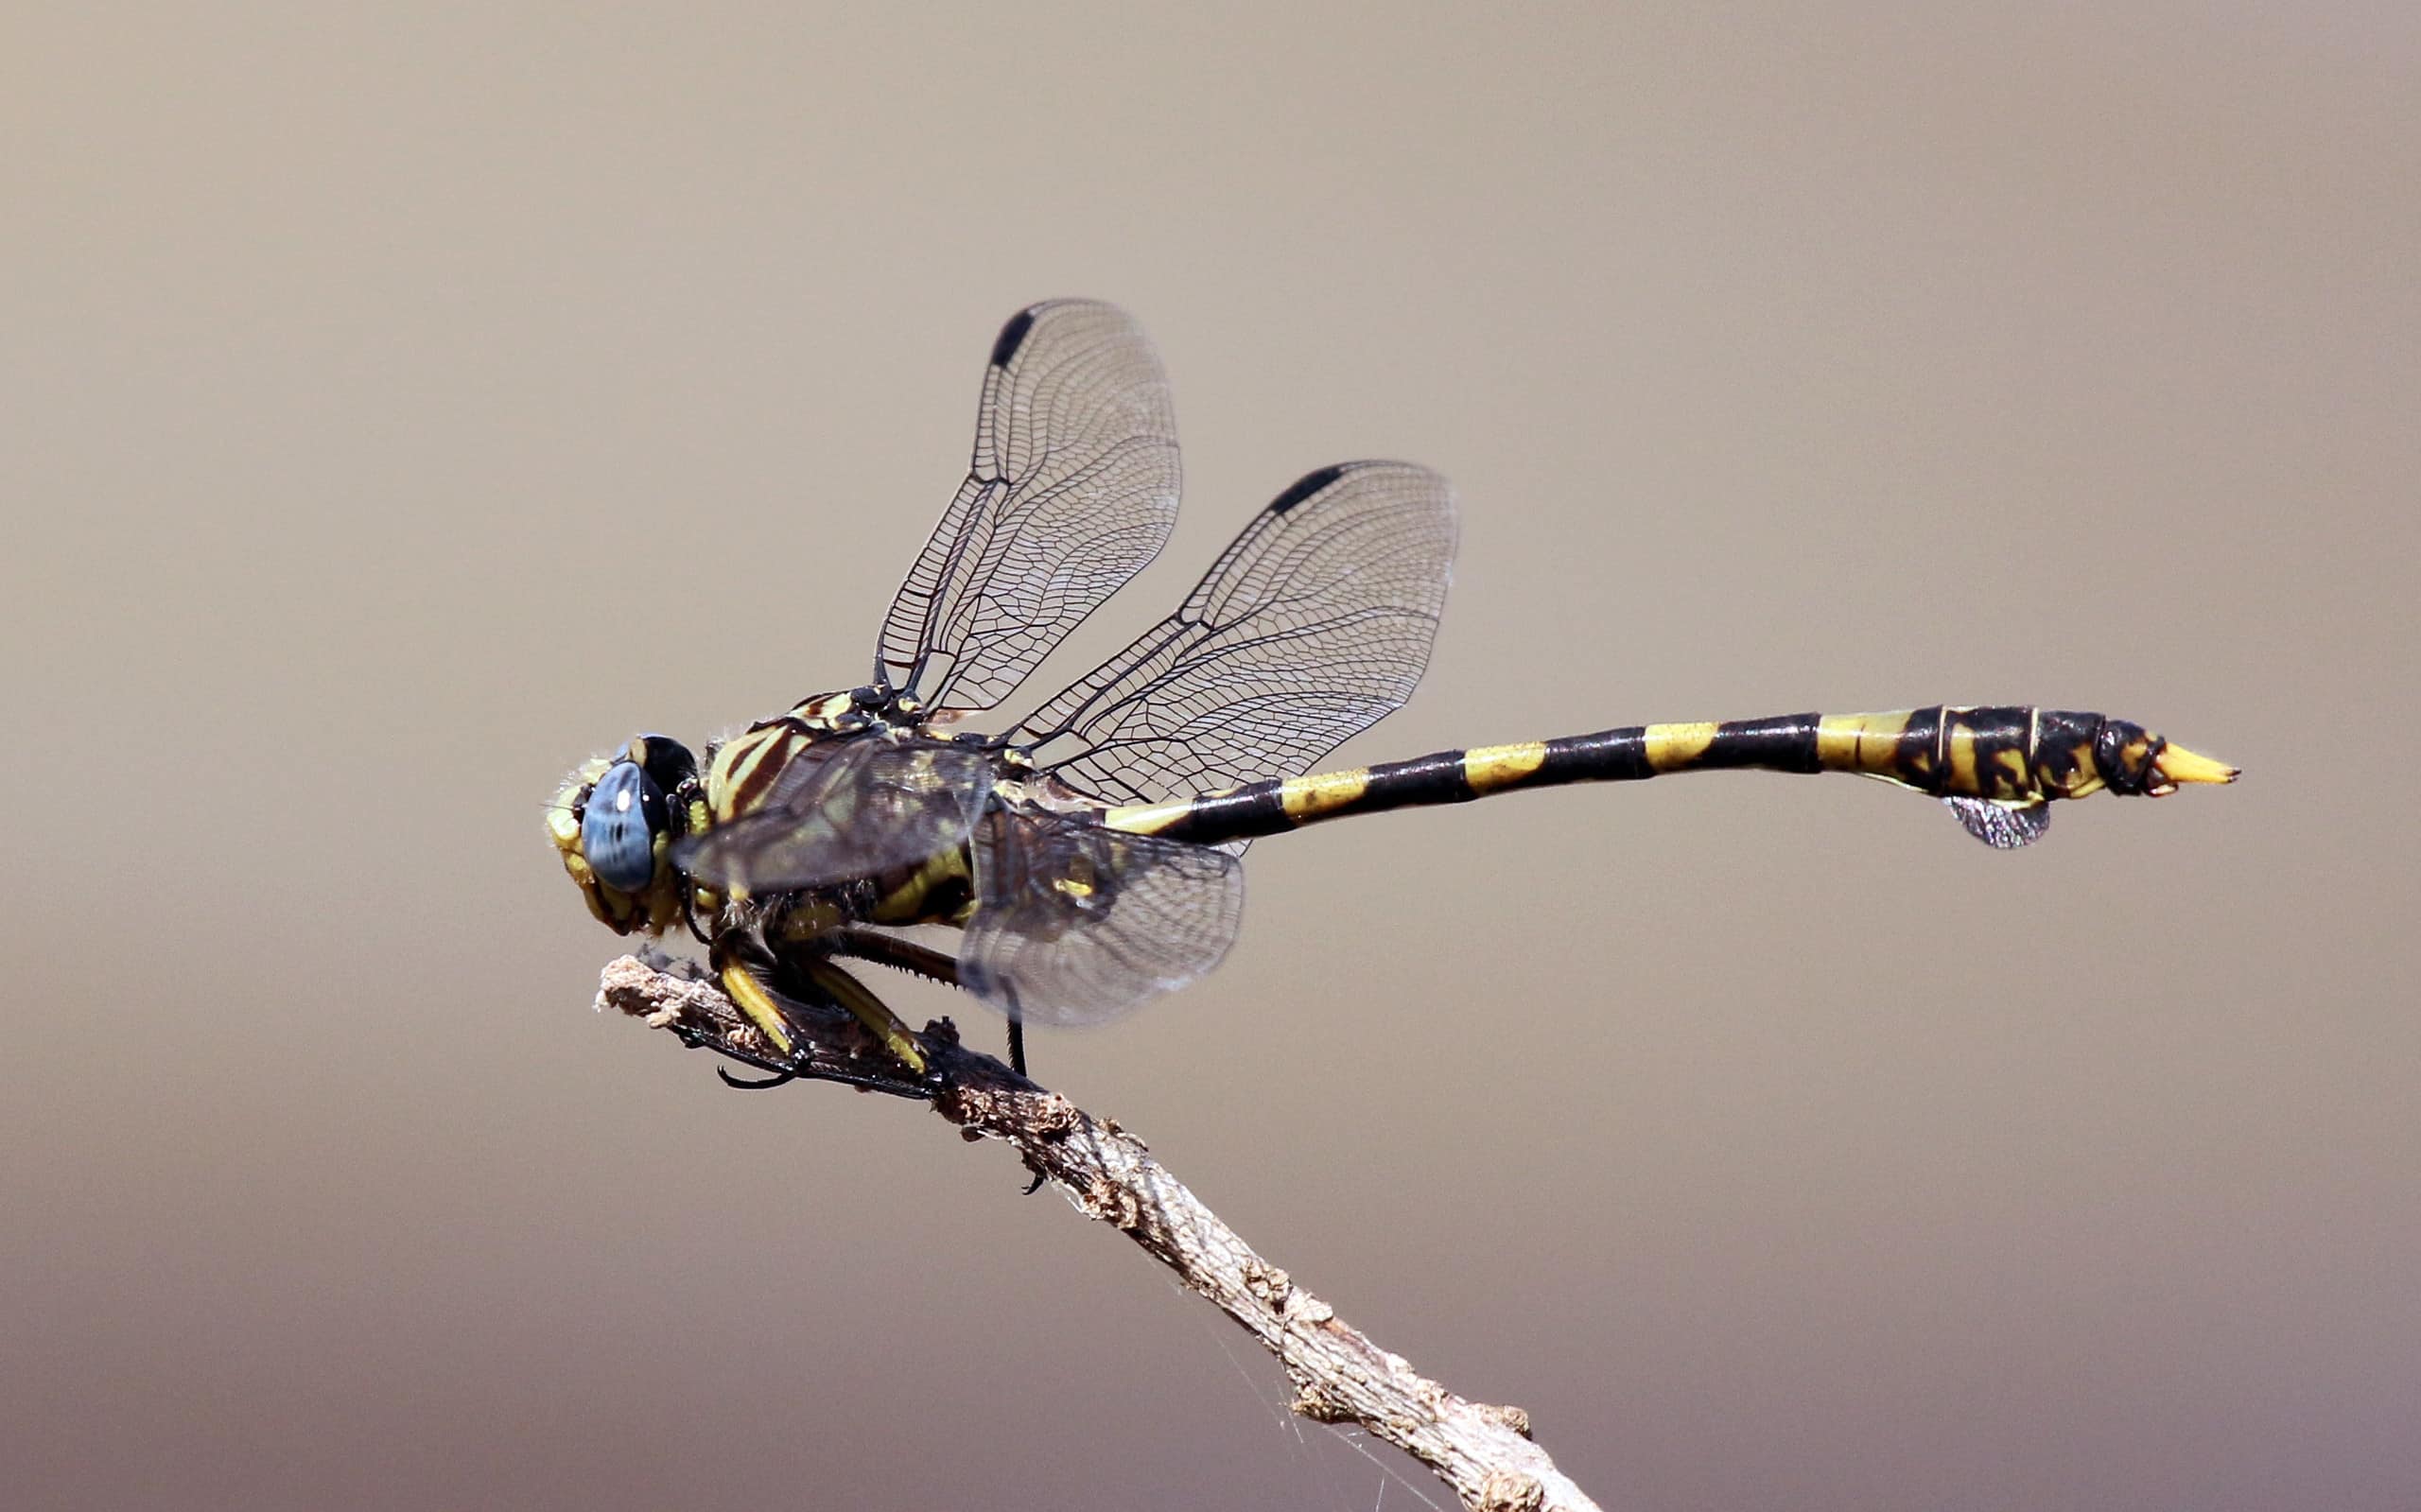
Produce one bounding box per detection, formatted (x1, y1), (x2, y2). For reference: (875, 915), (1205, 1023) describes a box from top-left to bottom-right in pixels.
(6, 6), (2414, 1509)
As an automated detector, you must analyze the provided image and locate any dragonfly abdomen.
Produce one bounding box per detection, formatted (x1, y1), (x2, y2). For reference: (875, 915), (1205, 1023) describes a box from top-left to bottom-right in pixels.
(1106, 707), (2236, 850)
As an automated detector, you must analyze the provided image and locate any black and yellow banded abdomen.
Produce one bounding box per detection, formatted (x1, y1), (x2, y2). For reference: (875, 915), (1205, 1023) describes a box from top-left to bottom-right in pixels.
(1104, 706), (2237, 850)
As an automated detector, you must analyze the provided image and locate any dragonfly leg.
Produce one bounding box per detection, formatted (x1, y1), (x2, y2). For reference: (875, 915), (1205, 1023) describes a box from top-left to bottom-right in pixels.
(664, 1018), (930, 1100)
(714, 959), (800, 1060)
(827, 928), (963, 986)
(827, 928), (1029, 1078)
(716, 1062), (798, 1090)
(824, 929), (1038, 1188)
(711, 926), (931, 1076)
(793, 956), (929, 1076)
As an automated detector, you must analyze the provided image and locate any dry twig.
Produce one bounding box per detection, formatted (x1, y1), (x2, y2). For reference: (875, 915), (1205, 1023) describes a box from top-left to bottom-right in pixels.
(594, 952), (1603, 1512)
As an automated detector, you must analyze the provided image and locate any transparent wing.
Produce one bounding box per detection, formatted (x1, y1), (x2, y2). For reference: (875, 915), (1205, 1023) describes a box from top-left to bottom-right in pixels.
(878, 300), (1182, 713)
(958, 808), (1245, 1028)
(1010, 461), (1456, 808)
(672, 739), (996, 895)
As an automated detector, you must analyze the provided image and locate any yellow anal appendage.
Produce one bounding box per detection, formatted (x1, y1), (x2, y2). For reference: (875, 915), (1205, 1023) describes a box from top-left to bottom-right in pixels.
(2153, 742), (2240, 788)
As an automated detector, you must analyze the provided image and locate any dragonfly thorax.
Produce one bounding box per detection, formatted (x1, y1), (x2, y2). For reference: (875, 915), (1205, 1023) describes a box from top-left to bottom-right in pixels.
(702, 693), (875, 829)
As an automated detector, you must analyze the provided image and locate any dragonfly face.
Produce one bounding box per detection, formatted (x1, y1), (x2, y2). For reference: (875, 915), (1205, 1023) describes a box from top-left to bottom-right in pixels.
(549, 298), (2231, 1079)
(548, 734), (700, 936)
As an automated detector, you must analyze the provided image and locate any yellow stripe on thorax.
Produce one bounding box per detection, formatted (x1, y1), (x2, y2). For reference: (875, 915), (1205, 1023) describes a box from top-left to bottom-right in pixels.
(706, 723), (807, 822)
(788, 691), (858, 722)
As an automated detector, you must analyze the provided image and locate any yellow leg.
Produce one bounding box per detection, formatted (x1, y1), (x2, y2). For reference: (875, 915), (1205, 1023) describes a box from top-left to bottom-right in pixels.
(719, 961), (929, 1075)
(718, 964), (799, 1058)
(799, 958), (930, 1075)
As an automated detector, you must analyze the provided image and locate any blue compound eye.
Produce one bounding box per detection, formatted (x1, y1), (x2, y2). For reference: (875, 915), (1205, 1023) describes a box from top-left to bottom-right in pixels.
(582, 760), (667, 892)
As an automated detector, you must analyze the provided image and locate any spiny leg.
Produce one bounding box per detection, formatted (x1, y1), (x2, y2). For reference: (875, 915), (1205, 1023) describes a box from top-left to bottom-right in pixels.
(828, 927), (1030, 1079)
(827, 928), (1040, 1190)
(827, 928), (963, 986)
(794, 956), (930, 1076)
(711, 932), (931, 1078)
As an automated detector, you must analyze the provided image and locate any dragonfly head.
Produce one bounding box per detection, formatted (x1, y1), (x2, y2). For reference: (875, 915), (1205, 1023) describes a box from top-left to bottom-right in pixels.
(547, 734), (700, 934)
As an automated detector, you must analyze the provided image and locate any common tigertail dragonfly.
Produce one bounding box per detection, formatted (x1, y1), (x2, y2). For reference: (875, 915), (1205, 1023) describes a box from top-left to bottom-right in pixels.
(550, 300), (2235, 1083)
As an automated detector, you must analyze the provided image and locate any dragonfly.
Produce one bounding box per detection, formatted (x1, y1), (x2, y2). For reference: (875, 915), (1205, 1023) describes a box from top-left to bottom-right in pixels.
(549, 299), (2236, 1082)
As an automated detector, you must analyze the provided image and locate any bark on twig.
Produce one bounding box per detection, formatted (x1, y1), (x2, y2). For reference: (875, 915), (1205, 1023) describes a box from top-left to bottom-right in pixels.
(594, 953), (1603, 1512)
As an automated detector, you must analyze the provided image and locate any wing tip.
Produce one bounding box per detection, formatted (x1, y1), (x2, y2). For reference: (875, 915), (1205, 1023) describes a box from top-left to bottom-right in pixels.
(1268, 464), (1350, 514)
(990, 307), (1039, 368)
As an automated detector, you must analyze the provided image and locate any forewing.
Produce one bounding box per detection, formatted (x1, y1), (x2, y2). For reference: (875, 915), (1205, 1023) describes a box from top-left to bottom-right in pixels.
(673, 739), (996, 895)
(878, 301), (1181, 712)
(958, 809), (1245, 1028)
(1011, 461), (1456, 808)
